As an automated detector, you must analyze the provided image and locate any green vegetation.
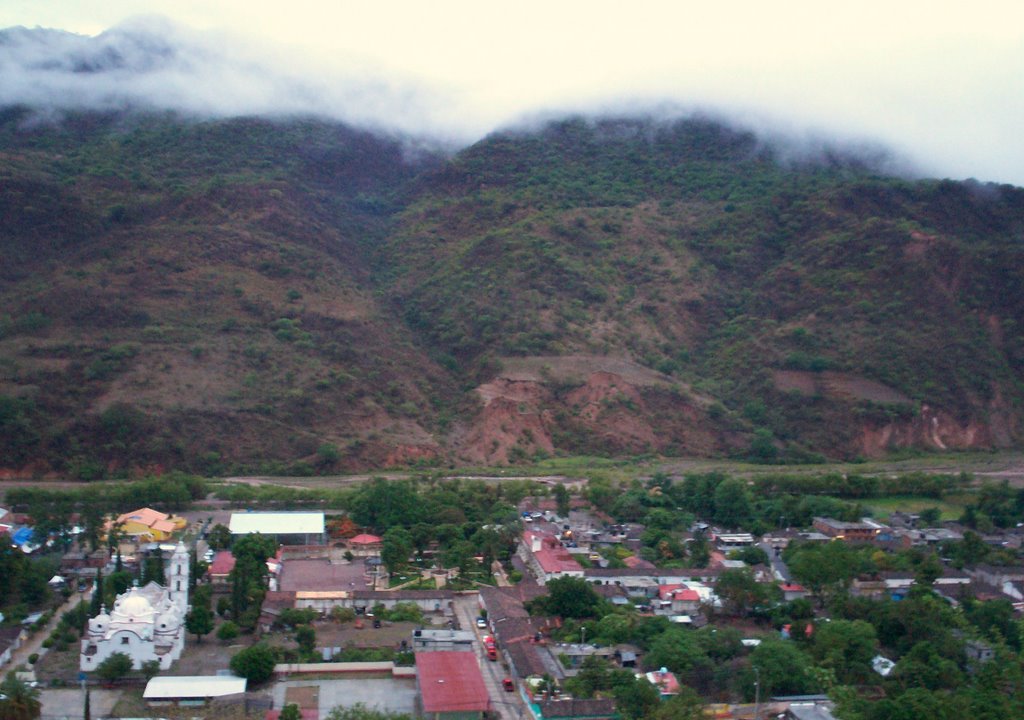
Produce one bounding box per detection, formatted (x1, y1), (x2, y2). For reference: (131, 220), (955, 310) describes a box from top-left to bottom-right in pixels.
(0, 109), (1022, 472)
(228, 642), (277, 685)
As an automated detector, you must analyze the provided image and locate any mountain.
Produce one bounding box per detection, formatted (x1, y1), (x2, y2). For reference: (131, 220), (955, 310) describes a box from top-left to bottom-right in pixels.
(1, 107), (1022, 477)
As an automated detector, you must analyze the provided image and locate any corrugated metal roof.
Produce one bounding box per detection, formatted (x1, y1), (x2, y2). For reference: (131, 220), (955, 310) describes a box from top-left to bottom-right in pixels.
(416, 651), (490, 713)
(229, 512), (325, 535)
(143, 675), (247, 699)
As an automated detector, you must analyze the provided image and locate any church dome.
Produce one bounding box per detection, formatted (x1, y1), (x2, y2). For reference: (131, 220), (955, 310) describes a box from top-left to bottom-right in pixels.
(120, 591), (154, 618)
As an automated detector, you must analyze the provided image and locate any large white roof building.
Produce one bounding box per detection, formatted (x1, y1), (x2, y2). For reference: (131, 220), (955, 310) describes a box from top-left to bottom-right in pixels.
(228, 511), (325, 544)
(144, 675), (247, 702)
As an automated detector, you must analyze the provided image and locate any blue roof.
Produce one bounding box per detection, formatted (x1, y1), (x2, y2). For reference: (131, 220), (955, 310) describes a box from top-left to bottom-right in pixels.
(12, 527), (34, 545)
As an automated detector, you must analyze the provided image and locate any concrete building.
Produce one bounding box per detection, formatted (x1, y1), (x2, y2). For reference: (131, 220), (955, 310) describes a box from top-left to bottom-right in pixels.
(229, 512), (325, 545)
(411, 628), (475, 653)
(144, 675), (247, 705)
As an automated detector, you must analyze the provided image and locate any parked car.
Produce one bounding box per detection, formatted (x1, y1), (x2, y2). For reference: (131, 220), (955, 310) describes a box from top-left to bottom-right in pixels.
(476, 617), (487, 629)
(502, 678), (515, 692)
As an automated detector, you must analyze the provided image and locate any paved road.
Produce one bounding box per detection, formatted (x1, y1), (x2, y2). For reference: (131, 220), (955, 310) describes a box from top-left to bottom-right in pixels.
(451, 594), (528, 720)
(759, 542), (792, 583)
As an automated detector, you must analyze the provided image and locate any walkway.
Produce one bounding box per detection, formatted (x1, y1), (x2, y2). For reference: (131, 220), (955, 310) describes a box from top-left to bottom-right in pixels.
(5, 587), (93, 677)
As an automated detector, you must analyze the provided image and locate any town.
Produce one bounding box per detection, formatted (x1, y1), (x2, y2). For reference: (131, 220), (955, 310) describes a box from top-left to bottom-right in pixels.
(1, 468), (1023, 720)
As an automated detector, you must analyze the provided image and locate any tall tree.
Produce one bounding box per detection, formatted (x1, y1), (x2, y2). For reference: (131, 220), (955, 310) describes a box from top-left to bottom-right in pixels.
(90, 569), (104, 617)
(0, 673), (42, 720)
(185, 603), (214, 642)
(553, 483), (571, 517)
(381, 527), (413, 578)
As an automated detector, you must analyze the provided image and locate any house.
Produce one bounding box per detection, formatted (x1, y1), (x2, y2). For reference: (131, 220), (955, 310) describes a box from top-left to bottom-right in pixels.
(584, 568), (722, 595)
(519, 530), (585, 585)
(109, 508), (185, 543)
(535, 698), (619, 720)
(655, 585), (703, 615)
(80, 542), (189, 672)
(229, 512), (325, 545)
(143, 675), (247, 705)
(780, 583), (810, 602)
(207, 551), (236, 586)
(415, 651), (490, 719)
(412, 628), (475, 653)
(964, 639), (995, 668)
(0, 626), (25, 668)
(549, 642), (615, 670)
(812, 517), (888, 543)
(643, 669), (680, 699)
(714, 533), (755, 551)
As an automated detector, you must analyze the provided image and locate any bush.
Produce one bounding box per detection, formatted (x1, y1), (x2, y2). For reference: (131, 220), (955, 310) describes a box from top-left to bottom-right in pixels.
(28, 653), (39, 664)
(217, 621), (239, 642)
(95, 652), (132, 683)
(229, 643), (277, 685)
(383, 602), (423, 624)
(331, 607), (356, 623)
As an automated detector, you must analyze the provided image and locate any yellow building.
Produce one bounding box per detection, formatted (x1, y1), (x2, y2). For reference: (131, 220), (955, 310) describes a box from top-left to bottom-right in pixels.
(108, 508), (186, 542)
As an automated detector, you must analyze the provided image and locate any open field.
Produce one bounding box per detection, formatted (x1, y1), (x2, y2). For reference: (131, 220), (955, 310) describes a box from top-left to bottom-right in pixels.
(861, 493), (975, 522)
(3, 452), (1022, 507)
(208, 450), (1024, 490)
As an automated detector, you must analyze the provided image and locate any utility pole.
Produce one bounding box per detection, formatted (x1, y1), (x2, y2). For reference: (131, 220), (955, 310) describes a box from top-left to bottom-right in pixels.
(753, 665), (761, 720)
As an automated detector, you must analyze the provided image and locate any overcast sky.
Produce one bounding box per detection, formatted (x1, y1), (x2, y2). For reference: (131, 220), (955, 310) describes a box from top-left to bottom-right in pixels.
(1, 0), (1022, 185)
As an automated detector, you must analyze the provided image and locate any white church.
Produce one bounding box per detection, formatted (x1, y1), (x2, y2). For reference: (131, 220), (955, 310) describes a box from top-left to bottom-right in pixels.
(80, 541), (190, 671)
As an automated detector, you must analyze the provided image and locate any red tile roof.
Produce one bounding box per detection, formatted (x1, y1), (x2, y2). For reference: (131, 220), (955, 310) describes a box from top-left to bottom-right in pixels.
(349, 533), (382, 545)
(658, 584), (699, 602)
(534, 546), (583, 574)
(208, 551), (236, 577)
(416, 651), (490, 714)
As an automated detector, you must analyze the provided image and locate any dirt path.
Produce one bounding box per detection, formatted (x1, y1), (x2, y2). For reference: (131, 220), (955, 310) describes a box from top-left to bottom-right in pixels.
(7, 587), (92, 677)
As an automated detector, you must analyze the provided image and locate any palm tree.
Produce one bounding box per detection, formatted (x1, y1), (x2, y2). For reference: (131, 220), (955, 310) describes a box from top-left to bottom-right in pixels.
(0, 672), (42, 720)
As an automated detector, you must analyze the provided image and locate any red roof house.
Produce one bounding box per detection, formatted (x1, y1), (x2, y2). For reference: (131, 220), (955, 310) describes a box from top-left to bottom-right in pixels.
(208, 551), (236, 585)
(416, 651), (491, 719)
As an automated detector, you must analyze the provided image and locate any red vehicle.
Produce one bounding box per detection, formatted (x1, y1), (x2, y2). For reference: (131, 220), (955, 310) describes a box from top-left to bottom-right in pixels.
(484, 635), (498, 660)
(502, 678), (515, 692)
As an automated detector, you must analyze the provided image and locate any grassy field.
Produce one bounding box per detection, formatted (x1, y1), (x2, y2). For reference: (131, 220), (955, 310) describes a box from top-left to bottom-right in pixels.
(862, 493), (974, 522)
(210, 450), (1024, 489)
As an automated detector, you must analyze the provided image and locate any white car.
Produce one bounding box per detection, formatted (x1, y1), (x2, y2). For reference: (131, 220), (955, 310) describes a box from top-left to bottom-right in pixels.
(476, 617), (488, 629)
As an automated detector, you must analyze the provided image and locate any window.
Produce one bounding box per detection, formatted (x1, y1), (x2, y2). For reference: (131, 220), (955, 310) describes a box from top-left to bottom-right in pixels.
(121, 637), (129, 645)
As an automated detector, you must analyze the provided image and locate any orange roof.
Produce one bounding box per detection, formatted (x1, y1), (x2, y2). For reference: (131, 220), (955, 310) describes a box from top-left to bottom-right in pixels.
(151, 519), (177, 534)
(349, 533), (382, 545)
(116, 507), (170, 527)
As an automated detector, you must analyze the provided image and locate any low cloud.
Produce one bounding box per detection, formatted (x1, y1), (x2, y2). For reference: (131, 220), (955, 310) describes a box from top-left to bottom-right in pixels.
(0, 16), (465, 142)
(1, 14), (1021, 186)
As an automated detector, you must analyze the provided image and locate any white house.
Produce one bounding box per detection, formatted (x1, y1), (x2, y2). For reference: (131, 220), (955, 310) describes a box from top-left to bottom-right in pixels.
(80, 542), (190, 672)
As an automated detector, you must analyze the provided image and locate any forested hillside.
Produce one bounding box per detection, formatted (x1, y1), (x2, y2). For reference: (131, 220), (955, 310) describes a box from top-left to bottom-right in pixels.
(1, 109), (1022, 476)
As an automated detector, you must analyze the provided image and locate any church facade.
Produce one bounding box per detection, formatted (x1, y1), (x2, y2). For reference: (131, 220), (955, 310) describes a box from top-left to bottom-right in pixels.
(81, 541), (190, 671)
